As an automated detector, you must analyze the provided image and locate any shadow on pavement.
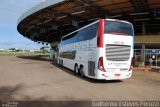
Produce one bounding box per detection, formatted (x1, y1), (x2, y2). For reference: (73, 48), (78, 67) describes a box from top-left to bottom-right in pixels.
(50, 62), (123, 84)
(17, 56), (122, 83)
(0, 84), (22, 100)
(0, 84), (91, 107)
(16, 56), (50, 61)
(0, 84), (46, 101)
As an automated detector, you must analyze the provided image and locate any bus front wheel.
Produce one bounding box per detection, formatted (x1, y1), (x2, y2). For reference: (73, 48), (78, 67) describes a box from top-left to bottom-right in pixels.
(74, 65), (79, 75)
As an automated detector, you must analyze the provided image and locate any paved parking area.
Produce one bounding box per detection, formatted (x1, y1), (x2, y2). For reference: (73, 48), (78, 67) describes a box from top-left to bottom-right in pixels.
(0, 56), (160, 101)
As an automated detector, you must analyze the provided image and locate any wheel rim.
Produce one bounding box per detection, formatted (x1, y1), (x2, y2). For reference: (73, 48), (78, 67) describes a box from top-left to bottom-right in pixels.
(75, 66), (79, 74)
(80, 67), (84, 76)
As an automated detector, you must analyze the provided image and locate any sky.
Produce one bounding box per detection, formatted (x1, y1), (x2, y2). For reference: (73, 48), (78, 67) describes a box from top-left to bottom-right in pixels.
(0, 0), (47, 50)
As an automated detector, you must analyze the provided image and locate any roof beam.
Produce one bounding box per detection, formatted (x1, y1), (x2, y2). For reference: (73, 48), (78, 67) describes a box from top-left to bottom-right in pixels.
(84, 0), (111, 18)
(130, 0), (149, 12)
(68, 0), (111, 18)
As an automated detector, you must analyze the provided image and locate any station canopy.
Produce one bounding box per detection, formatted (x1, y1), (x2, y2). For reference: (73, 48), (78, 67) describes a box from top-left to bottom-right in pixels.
(17, 0), (160, 43)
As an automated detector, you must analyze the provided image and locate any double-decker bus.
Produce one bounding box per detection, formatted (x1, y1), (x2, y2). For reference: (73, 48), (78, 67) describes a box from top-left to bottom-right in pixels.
(58, 19), (134, 80)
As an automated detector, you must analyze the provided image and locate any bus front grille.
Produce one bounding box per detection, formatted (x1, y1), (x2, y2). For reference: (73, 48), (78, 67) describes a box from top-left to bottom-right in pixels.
(105, 44), (131, 61)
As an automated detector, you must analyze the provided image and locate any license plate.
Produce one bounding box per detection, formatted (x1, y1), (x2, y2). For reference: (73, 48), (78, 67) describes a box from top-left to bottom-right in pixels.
(107, 69), (115, 72)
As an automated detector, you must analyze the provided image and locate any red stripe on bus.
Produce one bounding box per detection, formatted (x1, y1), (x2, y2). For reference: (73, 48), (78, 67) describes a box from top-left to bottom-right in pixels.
(97, 19), (104, 48)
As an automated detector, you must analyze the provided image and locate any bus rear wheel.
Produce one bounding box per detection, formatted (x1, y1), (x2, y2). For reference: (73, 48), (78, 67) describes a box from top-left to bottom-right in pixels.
(80, 66), (84, 77)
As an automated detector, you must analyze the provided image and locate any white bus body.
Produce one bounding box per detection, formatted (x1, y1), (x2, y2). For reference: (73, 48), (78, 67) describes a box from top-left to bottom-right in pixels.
(58, 19), (134, 80)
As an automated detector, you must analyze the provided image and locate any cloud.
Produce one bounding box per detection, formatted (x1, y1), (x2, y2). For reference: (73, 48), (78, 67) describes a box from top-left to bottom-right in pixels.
(0, 41), (14, 46)
(0, 0), (46, 50)
(0, 41), (45, 50)
(0, 41), (15, 49)
(0, 0), (41, 24)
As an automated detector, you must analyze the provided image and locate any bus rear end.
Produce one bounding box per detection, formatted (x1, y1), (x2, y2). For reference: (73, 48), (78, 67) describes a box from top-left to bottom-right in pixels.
(97, 19), (134, 80)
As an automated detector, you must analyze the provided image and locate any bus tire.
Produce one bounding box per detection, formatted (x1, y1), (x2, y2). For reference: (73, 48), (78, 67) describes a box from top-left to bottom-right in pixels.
(74, 64), (79, 75)
(61, 60), (63, 66)
(79, 66), (84, 77)
(58, 59), (60, 65)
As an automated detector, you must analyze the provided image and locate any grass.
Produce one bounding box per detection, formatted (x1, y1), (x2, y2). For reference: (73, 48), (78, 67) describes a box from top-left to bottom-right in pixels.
(0, 52), (49, 56)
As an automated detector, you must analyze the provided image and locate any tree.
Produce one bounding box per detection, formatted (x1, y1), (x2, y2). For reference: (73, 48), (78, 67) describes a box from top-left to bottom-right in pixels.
(9, 48), (16, 52)
(40, 46), (49, 54)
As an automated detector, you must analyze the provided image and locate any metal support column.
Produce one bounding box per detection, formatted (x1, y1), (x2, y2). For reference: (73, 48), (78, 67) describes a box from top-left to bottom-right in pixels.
(142, 22), (146, 35)
(141, 44), (146, 66)
(140, 22), (146, 66)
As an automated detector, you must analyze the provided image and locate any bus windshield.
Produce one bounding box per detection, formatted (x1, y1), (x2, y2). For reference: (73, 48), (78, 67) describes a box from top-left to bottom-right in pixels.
(104, 20), (133, 36)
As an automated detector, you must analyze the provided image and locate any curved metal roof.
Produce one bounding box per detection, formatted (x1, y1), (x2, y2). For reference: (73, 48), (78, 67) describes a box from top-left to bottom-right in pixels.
(17, 0), (160, 43)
